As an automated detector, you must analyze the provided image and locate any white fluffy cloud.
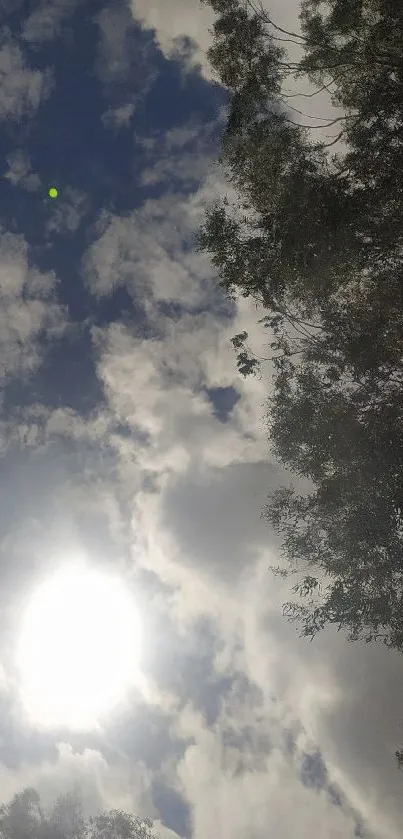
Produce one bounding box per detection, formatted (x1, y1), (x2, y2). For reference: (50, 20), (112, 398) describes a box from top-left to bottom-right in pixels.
(0, 743), (153, 819)
(91, 302), (269, 481)
(176, 726), (360, 839)
(130, 0), (215, 75)
(83, 186), (220, 307)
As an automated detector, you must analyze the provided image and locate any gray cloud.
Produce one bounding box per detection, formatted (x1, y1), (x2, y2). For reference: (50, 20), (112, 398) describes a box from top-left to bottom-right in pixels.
(160, 461), (281, 580)
(45, 187), (90, 236)
(174, 703), (362, 839)
(4, 150), (41, 191)
(0, 742), (154, 821)
(137, 118), (224, 190)
(21, 0), (79, 44)
(0, 36), (53, 121)
(94, 1), (158, 115)
(101, 102), (136, 130)
(0, 233), (67, 385)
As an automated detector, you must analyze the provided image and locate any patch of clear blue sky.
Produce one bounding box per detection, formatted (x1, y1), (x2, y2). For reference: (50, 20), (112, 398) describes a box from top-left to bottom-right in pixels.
(205, 386), (241, 422)
(152, 781), (192, 838)
(1, 0), (232, 419)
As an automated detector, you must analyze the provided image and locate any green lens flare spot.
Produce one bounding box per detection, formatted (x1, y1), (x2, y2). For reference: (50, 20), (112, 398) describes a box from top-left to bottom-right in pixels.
(48, 187), (58, 198)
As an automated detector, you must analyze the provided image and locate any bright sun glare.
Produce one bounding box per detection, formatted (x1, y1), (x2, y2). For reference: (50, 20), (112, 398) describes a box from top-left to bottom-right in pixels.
(15, 565), (142, 729)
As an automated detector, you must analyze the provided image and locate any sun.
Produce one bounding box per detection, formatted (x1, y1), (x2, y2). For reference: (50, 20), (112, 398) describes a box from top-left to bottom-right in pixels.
(15, 564), (143, 729)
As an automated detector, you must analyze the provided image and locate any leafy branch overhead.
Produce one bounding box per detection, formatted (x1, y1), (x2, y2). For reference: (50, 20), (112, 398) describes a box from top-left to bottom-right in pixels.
(199, 0), (403, 651)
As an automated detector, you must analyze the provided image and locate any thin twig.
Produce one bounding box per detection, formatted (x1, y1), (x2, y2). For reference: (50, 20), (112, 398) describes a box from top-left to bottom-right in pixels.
(280, 100), (346, 122)
(247, 0), (305, 42)
(283, 115), (347, 130)
(318, 130), (345, 149)
(281, 75), (342, 99)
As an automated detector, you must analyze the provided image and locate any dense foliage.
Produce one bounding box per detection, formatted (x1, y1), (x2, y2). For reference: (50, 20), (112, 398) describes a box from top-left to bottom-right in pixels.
(199, 0), (403, 662)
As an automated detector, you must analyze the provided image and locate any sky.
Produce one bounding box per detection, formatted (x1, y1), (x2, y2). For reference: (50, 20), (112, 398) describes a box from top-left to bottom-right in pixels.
(0, 1), (402, 838)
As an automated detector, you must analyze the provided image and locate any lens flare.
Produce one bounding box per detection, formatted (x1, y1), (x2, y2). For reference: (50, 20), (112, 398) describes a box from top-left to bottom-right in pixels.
(16, 565), (142, 729)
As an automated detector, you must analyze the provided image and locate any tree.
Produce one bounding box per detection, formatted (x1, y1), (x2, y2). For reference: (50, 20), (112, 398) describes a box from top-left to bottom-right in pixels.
(0, 788), (156, 839)
(199, 1), (377, 320)
(0, 789), (44, 839)
(298, 0), (403, 250)
(199, 0), (403, 650)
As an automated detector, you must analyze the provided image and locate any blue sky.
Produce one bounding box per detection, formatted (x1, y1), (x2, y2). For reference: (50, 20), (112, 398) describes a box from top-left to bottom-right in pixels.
(0, 2), (402, 839)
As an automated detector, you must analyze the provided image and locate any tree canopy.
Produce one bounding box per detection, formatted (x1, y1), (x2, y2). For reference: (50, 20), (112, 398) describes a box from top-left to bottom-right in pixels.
(0, 788), (156, 839)
(199, 0), (403, 666)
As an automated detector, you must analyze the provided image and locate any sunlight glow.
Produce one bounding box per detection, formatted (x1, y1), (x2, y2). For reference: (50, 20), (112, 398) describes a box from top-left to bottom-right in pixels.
(15, 564), (143, 729)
